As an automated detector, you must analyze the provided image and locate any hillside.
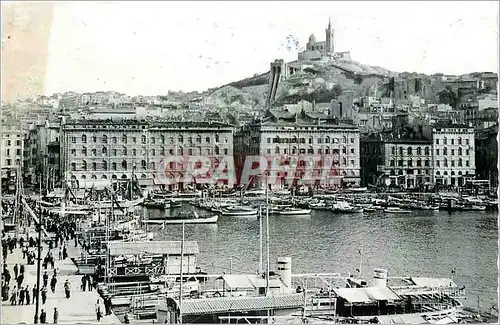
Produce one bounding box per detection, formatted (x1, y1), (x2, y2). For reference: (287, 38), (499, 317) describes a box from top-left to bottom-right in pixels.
(199, 59), (404, 118)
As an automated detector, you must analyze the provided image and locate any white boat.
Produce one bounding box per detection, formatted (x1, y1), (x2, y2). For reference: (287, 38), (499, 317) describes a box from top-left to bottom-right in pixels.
(384, 207), (412, 214)
(143, 213), (218, 224)
(278, 208), (312, 216)
(221, 205), (258, 216)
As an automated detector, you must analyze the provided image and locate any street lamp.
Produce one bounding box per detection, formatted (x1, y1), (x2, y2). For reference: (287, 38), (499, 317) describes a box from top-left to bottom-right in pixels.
(33, 202), (43, 324)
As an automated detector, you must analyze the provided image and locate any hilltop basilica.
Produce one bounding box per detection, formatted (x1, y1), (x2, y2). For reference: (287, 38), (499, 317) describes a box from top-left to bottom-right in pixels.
(298, 18), (351, 62)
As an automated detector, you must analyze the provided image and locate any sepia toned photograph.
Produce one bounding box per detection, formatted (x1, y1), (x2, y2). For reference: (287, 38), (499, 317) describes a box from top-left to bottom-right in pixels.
(1, 1), (499, 324)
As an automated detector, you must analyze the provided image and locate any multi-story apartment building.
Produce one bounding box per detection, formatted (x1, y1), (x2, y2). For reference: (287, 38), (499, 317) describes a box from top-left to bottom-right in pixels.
(360, 134), (433, 189)
(234, 109), (361, 189)
(1, 120), (23, 169)
(361, 121), (477, 189)
(475, 123), (498, 188)
(428, 123), (475, 187)
(23, 120), (61, 187)
(59, 118), (234, 189)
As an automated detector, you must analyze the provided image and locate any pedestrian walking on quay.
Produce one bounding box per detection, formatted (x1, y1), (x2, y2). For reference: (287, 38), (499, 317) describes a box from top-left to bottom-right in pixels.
(25, 285), (31, 305)
(95, 299), (102, 322)
(40, 309), (47, 324)
(58, 249), (62, 260)
(1, 283), (9, 301)
(3, 268), (11, 284)
(105, 296), (113, 315)
(50, 275), (57, 293)
(43, 271), (49, 287)
(18, 286), (25, 305)
(17, 273), (24, 287)
(20, 263), (25, 275)
(124, 313), (130, 324)
(10, 286), (17, 305)
(81, 275), (86, 291)
(62, 246), (68, 260)
(64, 279), (71, 299)
(19, 236), (24, 248)
(13, 263), (18, 279)
(53, 307), (59, 324)
(41, 286), (48, 304)
(87, 274), (93, 291)
(32, 284), (38, 304)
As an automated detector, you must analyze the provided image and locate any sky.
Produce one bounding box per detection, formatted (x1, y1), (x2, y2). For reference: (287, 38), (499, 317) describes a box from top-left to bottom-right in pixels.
(17, 1), (500, 96)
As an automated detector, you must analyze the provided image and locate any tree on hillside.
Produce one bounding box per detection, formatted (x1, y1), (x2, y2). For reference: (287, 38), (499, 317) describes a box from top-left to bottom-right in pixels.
(437, 86), (458, 108)
(332, 84), (343, 98)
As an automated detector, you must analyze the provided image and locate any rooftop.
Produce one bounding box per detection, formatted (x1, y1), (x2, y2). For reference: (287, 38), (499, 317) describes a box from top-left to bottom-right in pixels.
(62, 118), (233, 129)
(160, 294), (304, 316)
(333, 287), (401, 303)
(432, 122), (473, 130)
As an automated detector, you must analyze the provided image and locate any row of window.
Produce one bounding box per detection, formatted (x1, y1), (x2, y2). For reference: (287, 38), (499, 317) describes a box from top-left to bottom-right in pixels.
(391, 147), (430, 156)
(388, 158), (470, 168)
(390, 159), (431, 167)
(389, 169), (431, 176)
(70, 146), (229, 156)
(4, 149), (22, 156)
(388, 146), (472, 156)
(435, 171), (470, 176)
(71, 174), (146, 180)
(435, 138), (470, 145)
(266, 147), (355, 155)
(73, 134), (228, 145)
(3, 140), (22, 146)
(3, 158), (21, 166)
(267, 136), (355, 145)
(435, 159), (470, 167)
(435, 148), (470, 156)
(71, 160), (154, 172)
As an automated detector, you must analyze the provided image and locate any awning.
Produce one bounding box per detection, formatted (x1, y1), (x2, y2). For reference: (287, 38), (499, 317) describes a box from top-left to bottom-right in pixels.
(107, 240), (199, 256)
(159, 294), (304, 316)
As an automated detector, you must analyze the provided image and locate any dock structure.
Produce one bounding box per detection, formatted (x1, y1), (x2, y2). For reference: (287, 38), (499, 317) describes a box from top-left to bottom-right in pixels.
(1, 227), (121, 324)
(106, 240), (200, 277)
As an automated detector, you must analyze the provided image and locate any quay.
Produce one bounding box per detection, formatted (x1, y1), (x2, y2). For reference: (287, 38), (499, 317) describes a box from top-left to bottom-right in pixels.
(1, 224), (121, 324)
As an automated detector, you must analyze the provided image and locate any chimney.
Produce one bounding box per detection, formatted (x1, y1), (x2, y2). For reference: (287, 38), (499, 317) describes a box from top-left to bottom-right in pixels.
(276, 257), (292, 292)
(339, 102), (343, 117)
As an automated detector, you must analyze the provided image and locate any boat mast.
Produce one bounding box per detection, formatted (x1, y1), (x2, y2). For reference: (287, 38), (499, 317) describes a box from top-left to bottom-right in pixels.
(358, 245), (364, 278)
(265, 173), (270, 296)
(178, 221), (185, 324)
(259, 205), (263, 275)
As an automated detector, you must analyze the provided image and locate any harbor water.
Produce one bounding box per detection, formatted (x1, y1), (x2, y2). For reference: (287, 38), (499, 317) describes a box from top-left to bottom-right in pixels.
(143, 206), (498, 311)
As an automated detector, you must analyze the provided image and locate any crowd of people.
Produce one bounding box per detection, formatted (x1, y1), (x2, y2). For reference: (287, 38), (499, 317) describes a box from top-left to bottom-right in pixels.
(2, 199), (120, 324)
(1, 201), (95, 324)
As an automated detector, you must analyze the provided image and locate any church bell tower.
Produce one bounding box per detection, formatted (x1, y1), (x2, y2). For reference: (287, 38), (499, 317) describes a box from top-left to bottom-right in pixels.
(325, 18), (335, 55)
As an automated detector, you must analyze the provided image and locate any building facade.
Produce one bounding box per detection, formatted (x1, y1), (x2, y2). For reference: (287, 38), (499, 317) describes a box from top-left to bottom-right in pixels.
(235, 109), (361, 190)
(430, 124), (476, 187)
(475, 124), (498, 188)
(23, 120), (61, 187)
(59, 118), (234, 189)
(360, 136), (433, 189)
(1, 120), (23, 169)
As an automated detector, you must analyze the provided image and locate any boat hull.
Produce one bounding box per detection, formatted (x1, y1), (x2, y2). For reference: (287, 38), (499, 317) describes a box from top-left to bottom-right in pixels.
(143, 215), (218, 224)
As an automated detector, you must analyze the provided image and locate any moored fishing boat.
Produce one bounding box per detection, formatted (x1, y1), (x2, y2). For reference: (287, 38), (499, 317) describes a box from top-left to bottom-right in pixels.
(329, 201), (363, 214)
(221, 205), (258, 216)
(142, 199), (170, 210)
(143, 212), (219, 225)
(384, 207), (412, 214)
(278, 208), (312, 215)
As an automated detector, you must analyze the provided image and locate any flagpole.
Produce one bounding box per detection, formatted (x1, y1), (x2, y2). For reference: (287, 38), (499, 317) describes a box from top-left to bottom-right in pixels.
(358, 246), (363, 278)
